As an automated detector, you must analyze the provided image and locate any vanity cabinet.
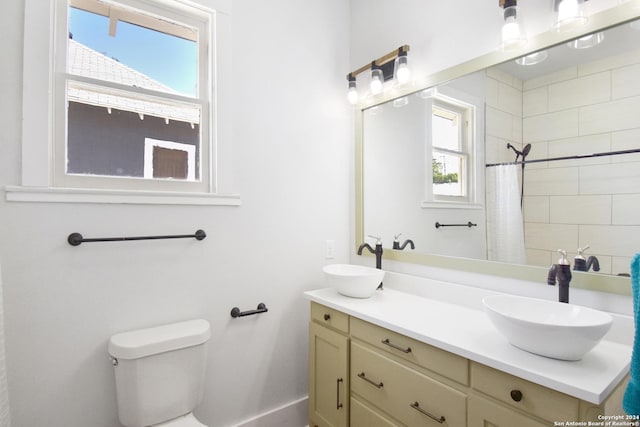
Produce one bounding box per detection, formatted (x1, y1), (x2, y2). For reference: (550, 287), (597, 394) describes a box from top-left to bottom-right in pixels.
(309, 304), (350, 427)
(308, 302), (626, 427)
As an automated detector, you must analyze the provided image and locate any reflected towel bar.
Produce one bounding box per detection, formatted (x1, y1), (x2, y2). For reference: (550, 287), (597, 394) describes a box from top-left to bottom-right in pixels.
(67, 229), (206, 246)
(435, 221), (477, 229)
(230, 303), (268, 318)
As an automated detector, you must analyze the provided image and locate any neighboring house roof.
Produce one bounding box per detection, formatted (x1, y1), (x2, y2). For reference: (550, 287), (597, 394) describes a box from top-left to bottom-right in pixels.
(67, 39), (200, 124)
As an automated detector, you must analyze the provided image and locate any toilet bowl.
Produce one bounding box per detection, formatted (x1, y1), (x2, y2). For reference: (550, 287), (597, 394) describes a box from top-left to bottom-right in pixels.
(109, 319), (211, 427)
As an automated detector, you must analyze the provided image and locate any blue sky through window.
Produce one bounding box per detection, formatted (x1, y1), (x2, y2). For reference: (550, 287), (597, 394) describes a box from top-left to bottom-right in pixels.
(69, 7), (197, 97)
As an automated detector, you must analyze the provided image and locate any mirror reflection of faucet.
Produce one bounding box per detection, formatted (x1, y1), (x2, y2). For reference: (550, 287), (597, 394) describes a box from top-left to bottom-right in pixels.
(392, 233), (415, 251)
(573, 245), (600, 272)
(547, 249), (572, 303)
(357, 235), (384, 290)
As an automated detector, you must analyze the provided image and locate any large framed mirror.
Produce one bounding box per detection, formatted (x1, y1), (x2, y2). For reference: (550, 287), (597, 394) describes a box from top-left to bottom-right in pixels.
(356, 3), (640, 296)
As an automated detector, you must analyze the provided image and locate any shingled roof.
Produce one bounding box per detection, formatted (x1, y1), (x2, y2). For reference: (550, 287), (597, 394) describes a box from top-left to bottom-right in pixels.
(67, 39), (200, 125)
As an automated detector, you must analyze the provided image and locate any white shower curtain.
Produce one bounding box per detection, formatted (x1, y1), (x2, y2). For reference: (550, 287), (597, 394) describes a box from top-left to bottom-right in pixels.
(0, 264), (11, 427)
(486, 164), (527, 264)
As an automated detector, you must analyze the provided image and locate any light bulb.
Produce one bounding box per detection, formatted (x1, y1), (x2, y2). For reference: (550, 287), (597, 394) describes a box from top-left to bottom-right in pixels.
(347, 86), (358, 105)
(555, 0), (587, 32)
(370, 68), (383, 95)
(501, 5), (526, 50)
(347, 78), (358, 105)
(394, 55), (410, 85)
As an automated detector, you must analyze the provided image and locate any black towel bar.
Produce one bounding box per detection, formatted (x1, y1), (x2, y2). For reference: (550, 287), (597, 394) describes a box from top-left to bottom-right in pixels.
(67, 229), (206, 246)
(230, 303), (268, 318)
(435, 221), (477, 229)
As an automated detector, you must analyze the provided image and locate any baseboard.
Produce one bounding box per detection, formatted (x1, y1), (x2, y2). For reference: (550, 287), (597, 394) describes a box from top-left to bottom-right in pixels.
(235, 396), (308, 427)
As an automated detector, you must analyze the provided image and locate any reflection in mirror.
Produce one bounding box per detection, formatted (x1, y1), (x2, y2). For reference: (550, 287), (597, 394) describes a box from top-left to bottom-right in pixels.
(361, 16), (640, 279)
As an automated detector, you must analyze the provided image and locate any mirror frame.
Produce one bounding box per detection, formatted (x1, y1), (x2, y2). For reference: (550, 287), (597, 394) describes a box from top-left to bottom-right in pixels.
(355, 2), (640, 296)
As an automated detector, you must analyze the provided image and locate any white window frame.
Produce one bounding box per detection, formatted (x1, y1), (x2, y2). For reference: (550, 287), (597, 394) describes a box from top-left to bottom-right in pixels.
(7, 0), (239, 206)
(431, 99), (470, 203)
(422, 87), (484, 210)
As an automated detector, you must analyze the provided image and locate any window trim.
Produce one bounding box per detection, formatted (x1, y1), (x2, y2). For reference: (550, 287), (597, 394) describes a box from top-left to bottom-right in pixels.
(421, 86), (484, 210)
(13, 0), (238, 205)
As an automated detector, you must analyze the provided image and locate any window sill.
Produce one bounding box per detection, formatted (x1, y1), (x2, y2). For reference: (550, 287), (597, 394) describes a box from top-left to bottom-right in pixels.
(421, 201), (483, 210)
(5, 186), (241, 206)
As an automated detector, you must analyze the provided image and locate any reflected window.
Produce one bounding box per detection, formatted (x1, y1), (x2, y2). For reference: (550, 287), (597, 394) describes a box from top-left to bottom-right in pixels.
(430, 99), (472, 202)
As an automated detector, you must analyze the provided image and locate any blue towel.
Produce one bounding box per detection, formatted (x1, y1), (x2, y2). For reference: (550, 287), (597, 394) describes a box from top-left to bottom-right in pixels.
(623, 253), (640, 415)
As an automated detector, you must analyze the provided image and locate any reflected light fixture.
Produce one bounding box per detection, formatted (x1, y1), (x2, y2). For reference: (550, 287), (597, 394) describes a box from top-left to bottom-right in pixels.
(567, 31), (604, 48)
(554, 0), (588, 32)
(501, 0), (527, 50)
(345, 45), (410, 103)
(515, 50), (548, 66)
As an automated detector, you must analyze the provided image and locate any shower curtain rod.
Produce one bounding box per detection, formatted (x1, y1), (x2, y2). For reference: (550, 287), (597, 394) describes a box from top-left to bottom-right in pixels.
(485, 148), (640, 167)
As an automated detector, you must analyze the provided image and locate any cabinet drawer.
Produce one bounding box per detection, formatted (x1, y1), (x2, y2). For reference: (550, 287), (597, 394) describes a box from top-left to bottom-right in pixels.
(468, 394), (549, 427)
(311, 302), (349, 334)
(471, 362), (579, 422)
(351, 317), (468, 385)
(351, 397), (399, 427)
(351, 341), (466, 427)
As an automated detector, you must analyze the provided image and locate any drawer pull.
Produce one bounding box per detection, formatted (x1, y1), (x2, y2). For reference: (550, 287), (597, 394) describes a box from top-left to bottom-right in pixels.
(323, 313), (331, 321)
(336, 378), (343, 410)
(510, 389), (523, 402)
(410, 401), (445, 424)
(382, 338), (412, 353)
(357, 372), (384, 388)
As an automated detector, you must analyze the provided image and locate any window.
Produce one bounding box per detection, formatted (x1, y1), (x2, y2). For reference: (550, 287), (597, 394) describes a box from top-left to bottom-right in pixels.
(424, 91), (478, 206)
(11, 0), (237, 205)
(431, 101), (469, 200)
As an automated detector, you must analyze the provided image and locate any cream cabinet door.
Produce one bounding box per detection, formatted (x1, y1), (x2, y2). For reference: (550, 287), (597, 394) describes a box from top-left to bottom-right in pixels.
(309, 321), (349, 427)
(468, 395), (548, 427)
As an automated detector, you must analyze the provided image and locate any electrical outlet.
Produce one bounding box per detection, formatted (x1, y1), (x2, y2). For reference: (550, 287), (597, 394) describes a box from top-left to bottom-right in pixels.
(325, 240), (335, 259)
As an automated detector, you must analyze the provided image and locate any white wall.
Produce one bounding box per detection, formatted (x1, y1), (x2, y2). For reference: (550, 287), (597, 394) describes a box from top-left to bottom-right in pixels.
(0, 1), (351, 426)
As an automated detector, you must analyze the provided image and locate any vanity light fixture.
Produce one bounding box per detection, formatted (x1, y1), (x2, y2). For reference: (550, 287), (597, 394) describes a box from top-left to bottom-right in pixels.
(345, 45), (410, 102)
(500, 0), (527, 50)
(554, 0), (589, 32)
(394, 50), (411, 84)
(567, 31), (604, 49)
(370, 64), (384, 95)
(347, 73), (358, 105)
(515, 50), (548, 65)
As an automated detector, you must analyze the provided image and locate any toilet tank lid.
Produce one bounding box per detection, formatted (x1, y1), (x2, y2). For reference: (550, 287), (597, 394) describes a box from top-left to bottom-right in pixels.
(108, 319), (211, 360)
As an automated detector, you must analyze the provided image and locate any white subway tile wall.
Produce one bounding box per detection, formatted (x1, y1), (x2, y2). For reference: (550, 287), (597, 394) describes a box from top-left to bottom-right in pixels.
(520, 48), (640, 275)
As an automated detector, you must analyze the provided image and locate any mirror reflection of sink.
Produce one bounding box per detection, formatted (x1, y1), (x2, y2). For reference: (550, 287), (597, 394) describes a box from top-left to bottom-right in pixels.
(482, 295), (613, 361)
(323, 264), (385, 298)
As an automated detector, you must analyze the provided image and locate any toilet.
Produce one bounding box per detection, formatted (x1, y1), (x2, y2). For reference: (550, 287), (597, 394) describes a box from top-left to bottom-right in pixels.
(108, 319), (211, 427)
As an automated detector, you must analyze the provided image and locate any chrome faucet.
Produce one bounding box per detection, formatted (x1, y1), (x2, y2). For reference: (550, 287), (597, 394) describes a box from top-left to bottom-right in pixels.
(358, 235), (383, 289)
(392, 233), (415, 251)
(547, 249), (572, 303)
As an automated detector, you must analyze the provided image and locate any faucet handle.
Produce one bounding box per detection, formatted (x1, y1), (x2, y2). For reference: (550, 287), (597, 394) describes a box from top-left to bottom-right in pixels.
(557, 249), (569, 265)
(368, 235), (382, 245)
(577, 245), (590, 255)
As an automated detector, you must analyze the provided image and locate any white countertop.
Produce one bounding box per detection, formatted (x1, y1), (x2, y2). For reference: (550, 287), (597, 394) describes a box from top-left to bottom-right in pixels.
(304, 287), (632, 404)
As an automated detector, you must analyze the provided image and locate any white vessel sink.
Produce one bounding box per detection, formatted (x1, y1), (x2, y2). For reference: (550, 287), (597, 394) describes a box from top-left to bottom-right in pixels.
(482, 295), (613, 361)
(323, 264), (385, 298)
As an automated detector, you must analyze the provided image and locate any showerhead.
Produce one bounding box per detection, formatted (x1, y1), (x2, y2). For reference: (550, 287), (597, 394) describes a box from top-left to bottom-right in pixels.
(522, 143), (532, 157)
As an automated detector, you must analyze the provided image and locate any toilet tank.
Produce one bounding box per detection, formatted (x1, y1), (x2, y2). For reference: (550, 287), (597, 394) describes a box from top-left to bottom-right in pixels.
(108, 319), (211, 427)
